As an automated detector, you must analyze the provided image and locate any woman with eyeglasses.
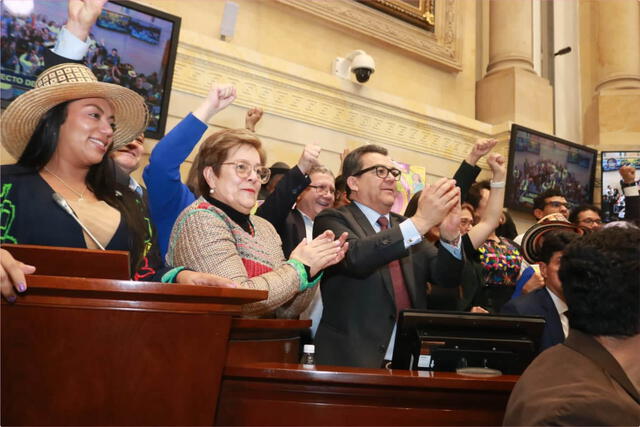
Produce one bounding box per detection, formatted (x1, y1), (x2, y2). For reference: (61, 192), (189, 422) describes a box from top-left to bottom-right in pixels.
(166, 129), (348, 317)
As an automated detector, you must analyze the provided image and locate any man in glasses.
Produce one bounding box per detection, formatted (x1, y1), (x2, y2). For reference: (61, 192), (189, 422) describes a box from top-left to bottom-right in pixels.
(277, 166), (336, 339)
(569, 205), (603, 231)
(313, 144), (464, 368)
(514, 188), (571, 245)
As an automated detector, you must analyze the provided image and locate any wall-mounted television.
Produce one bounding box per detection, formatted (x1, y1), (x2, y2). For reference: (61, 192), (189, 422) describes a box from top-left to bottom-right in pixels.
(391, 310), (545, 374)
(505, 124), (597, 213)
(601, 151), (640, 223)
(0, 0), (181, 140)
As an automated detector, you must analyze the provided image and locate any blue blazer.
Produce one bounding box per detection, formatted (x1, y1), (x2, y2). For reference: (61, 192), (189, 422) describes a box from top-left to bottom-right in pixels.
(501, 287), (565, 353)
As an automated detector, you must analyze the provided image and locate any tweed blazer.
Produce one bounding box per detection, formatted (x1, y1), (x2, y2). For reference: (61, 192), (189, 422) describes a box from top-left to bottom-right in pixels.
(167, 197), (315, 317)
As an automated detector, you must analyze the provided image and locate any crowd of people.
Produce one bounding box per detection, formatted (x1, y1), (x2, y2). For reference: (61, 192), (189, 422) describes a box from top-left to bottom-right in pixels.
(0, 2), (638, 425)
(1, 4), (164, 130)
(510, 158), (591, 209)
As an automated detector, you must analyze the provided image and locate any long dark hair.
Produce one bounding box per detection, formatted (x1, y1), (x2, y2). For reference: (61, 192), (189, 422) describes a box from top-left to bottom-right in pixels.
(18, 101), (148, 275)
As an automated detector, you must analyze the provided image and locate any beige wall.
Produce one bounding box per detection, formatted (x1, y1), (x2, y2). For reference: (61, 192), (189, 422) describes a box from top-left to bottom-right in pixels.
(141, 0), (478, 119)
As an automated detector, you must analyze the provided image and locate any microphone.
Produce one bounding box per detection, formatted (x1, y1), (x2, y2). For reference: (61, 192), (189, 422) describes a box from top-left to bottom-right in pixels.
(52, 193), (106, 251)
(554, 46), (572, 56)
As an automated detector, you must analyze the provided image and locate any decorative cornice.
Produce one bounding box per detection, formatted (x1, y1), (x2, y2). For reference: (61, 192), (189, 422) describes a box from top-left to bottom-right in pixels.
(275, 0), (462, 71)
(171, 40), (493, 166)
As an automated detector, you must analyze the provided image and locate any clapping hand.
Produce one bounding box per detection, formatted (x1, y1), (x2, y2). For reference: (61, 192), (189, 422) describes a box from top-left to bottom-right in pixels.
(290, 230), (349, 278)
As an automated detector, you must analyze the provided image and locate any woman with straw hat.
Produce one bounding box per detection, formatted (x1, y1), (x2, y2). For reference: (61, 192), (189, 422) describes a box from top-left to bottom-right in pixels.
(0, 63), (232, 302)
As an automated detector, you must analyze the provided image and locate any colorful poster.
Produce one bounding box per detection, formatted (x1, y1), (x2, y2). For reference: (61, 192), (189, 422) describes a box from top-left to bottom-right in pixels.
(391, 161), (426, 214)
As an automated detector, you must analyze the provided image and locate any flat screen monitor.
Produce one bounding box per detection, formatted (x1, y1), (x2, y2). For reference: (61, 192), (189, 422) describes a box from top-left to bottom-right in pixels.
(0, 0), (181, 140)
(392, 310), (545, 374)
(601, 151), (640, 223)
(505, 124), (597, 213)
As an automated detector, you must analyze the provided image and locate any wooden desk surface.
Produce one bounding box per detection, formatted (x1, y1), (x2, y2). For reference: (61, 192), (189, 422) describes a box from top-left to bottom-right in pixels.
(218, 362), (518, 426)
(2, 275), (267, 426)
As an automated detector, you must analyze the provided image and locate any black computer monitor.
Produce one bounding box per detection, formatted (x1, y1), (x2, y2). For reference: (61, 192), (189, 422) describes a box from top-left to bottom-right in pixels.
(505, 124), (597, 213)
(391, 310), (545, 374)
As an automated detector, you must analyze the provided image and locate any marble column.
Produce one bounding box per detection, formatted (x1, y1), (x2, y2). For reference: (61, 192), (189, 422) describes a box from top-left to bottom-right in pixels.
(593, 0), (640, 91)
(486, 0), (535, 74)
(476, 0), (553, 133)
(584, 0), (640, 149)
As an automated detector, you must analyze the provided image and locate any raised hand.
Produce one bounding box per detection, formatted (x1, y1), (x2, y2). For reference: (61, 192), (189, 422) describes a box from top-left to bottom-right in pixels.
(1, 249), (36, 303)
(487, 152), (507, 182)
(439, 191), (462, 242)
(297, 144), (321, 175)
(193, 83), (237, 123)
(522, 272), (545, 294)
(245, 107), (263, 132)
(411, 177), (460, 235)
(466, 138), (498, 166)
(619, 165), (636, 184)
(67, 0), (108, 41)
(290, 230), (349, 278)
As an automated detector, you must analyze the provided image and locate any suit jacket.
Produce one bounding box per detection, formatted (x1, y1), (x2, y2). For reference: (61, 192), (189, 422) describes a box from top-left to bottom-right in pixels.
(281, 209), (307, 258)
(256, 166), (311, 239)
(501, 287), (564, 352)
(312, 203), (463, 368)
(503, 329), (640, 426)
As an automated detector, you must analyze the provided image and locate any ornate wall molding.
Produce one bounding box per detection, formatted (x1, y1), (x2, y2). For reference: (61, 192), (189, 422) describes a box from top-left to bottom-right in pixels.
(171, 41), (493, 166)
(275, 0), (462, 72)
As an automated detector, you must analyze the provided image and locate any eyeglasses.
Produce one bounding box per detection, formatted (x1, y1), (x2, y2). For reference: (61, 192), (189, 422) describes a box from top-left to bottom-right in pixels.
(545, 201), (570, 209)
(352, 165), (402, 181)
(460, 218), (474, 226)
(308, 184), (336, 195)
(220, 161), (271, 184)
(579, 218), (602, 225)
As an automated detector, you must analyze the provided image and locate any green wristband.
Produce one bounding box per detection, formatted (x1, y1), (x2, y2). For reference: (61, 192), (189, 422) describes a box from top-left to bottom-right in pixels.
(161, 266), (186, 283)
(286, 259), (324, 291)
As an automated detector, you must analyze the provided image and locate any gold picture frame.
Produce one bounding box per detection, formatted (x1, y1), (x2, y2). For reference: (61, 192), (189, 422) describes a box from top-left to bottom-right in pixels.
(356, 0), (435, 31)
(276, 0), (461, 72)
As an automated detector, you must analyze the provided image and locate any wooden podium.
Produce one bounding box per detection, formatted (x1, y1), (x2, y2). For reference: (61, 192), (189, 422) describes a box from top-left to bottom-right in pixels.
(2, 245), (518, 426)
(1, 268), (266, 425)
(217, 363), (518, 426)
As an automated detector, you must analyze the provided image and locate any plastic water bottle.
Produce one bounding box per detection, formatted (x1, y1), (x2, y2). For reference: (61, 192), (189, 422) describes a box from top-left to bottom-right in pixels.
(301, 344), (315, 368)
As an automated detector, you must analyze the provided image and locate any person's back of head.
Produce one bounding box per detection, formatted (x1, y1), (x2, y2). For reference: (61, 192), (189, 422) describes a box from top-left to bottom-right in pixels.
(538, 230), (579, 264)
(559, 227), (640, 337)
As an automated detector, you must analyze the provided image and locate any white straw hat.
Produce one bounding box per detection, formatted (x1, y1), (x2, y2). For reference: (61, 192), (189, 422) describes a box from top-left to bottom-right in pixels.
(1, 63), (149, 160)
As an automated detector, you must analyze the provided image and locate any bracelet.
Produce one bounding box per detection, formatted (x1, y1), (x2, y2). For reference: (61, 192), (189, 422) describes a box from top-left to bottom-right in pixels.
(286, 259), (324, 291)
(161, 266), (186, 283)
(490, 181), (506, 188)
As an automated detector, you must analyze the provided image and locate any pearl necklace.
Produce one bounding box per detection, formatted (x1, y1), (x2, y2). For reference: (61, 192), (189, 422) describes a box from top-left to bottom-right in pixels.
(43, 167), (88, 201)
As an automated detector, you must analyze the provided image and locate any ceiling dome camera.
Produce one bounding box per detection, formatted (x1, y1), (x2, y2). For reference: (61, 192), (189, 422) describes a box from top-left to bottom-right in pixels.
(350, 51), (375, 83)
(333, 50), (376, 83)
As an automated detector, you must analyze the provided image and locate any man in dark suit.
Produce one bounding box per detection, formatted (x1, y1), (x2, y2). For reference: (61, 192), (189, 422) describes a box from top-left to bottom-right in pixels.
(313, 144), (464, 368)
(280, 166), (335, 338)
(502, 231), (580, 352)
